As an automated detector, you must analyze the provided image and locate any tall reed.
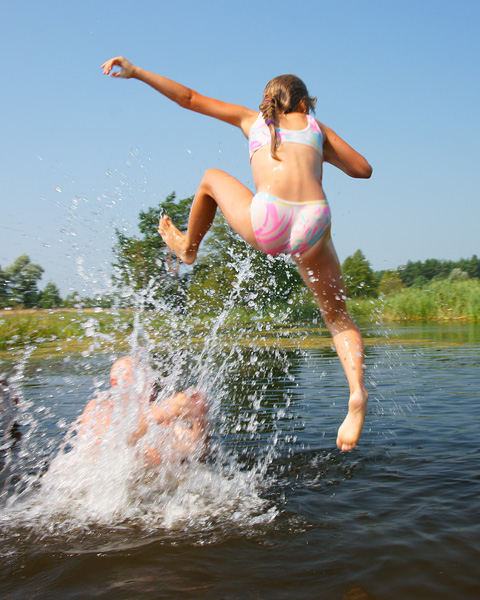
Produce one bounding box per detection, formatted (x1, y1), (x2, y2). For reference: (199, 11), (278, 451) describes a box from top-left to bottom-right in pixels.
(348, 279), (480, 321)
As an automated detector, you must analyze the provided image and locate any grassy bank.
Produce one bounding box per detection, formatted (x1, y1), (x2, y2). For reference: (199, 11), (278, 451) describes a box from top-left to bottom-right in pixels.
(0, 309), (134, 355)
(1, 279), (479, 355)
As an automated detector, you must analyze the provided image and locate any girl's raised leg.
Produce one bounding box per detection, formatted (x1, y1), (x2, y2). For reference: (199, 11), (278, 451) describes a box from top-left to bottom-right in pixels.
(158, 169), (259, 264)
(294, 235), (368, 451)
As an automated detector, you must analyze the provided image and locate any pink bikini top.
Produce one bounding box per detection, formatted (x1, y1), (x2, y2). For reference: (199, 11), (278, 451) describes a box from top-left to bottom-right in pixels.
(248, 113), (323, 161)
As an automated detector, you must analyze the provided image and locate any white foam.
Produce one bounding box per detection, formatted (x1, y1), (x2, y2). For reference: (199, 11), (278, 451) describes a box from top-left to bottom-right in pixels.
(2, 359), (276, 535)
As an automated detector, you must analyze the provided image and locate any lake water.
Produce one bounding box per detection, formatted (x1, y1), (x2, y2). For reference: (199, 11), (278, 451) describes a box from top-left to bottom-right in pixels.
(1, 321), (479, 599)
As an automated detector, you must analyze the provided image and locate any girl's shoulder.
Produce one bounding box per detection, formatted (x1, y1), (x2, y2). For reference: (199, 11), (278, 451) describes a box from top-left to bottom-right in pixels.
(243, 111), (262, 138)
(311, 116), (325, 132)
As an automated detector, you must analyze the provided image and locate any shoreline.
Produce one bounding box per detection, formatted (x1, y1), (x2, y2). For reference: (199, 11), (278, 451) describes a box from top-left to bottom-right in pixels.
(1, 310), (479, 361)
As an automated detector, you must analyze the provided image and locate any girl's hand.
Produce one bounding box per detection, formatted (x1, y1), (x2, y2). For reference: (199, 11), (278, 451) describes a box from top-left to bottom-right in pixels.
(102, 56), (136, 78)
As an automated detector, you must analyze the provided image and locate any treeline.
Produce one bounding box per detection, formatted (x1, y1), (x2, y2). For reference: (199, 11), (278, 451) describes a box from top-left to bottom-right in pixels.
(0, 255), (115, 310)
(2, 193), (479, 314)
(344, 251), (480, 299)
(0, 255), (57, 309)
(397, 257), (480, 286)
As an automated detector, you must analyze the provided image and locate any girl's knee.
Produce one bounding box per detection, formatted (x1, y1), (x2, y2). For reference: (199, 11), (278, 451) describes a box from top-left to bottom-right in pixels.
(202, 168), (226, 182)
(199, 169), (224, 194)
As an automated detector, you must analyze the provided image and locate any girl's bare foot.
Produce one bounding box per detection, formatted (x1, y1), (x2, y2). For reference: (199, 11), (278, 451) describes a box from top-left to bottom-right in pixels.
(158, 216), (197, 265)
(336, 388), (368, 452)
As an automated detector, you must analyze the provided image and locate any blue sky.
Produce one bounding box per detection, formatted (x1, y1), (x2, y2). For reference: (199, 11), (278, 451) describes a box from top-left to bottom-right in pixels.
(1, 0), (479, 296)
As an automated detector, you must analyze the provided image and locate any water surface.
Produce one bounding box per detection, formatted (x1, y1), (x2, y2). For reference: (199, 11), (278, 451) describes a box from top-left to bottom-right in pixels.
(1, 323), (479, 599)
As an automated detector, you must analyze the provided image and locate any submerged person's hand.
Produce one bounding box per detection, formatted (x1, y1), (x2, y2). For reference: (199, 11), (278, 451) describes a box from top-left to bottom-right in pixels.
(102, 56), (136, 78)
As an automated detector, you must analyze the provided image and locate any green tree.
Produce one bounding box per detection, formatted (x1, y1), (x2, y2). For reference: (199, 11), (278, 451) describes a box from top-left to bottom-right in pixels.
(63, 291), (82, 308)
(423, 258), (444, 280)
(397, 257), (479, 286)
(3, 255), (44, 307)
(398, 260), (422, 287)
(0, 266), (8, 308)
(456, 255), (480, 279)
(342, 250), (378, 298)
(112, 192), (193, 306)
(38, 282), (63, 308)
(379, 270), (404, 295)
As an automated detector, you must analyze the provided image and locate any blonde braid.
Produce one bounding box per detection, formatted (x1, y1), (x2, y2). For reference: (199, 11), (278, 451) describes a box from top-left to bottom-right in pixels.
(259, 74), (317, 160)
(259, 97), (280, 160)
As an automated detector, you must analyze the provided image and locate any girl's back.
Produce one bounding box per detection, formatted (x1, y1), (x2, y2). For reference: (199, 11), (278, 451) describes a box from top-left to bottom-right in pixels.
(249, 112), (326, 203)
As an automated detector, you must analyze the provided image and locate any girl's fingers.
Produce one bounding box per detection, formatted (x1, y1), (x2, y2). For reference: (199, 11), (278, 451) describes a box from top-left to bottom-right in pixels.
(101, 58), (119, 75)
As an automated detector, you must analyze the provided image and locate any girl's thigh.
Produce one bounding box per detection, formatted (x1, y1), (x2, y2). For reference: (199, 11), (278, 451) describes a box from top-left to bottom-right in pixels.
(201, 169), (259, 249)
(294, 234), (348, 318)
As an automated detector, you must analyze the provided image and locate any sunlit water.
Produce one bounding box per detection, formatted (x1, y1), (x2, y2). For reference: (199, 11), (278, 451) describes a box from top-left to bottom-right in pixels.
(1, 316), (480, 599)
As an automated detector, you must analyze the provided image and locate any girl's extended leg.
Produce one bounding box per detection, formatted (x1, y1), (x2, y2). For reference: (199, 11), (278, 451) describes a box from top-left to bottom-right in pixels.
(294, 235), (368, 451)
(158, 169), (259, 264)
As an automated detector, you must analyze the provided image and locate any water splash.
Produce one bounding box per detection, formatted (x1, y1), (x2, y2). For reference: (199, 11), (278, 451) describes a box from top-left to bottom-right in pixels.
(0, 149), (392, 545)
(0, 253), (298, 541)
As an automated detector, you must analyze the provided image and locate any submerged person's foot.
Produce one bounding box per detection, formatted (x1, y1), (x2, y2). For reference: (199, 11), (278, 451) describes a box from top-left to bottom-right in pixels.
(158, 216), (197, 265)
(336, 388), (368, 452)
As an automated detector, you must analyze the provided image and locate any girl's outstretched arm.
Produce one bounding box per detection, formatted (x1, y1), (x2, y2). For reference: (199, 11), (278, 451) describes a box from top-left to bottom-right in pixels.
(102, 56), (256, 135)
(320, 122), (373, 179)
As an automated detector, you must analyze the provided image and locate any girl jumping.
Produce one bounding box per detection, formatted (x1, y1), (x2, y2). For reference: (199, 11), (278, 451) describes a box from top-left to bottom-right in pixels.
(102, 56), (373, 452)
